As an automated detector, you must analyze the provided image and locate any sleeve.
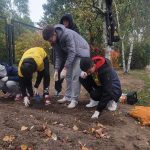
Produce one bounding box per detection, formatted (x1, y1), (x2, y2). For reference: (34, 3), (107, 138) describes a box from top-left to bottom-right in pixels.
(34, 71), (44, 88)
(63, 33), (76, 68)
(101, 71), (114, 99)
(54, 45), (63, 70)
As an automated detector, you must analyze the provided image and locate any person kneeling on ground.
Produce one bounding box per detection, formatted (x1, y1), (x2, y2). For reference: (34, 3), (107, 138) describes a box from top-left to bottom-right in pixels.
(0, 63), (21, 100)
(18, 47), (50, 107)
(80, 56), (122, 119)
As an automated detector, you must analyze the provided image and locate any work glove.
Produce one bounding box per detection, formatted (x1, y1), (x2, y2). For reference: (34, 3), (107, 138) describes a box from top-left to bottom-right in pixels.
(54, 70), (58, 81)
(23, 96), (30, 107)
(34, 87), (39, 95)
(1, 76), (8, 82)
(91, 110), (100, 119)
(60, 68), (67, 79)
(80, 71), (87, 79)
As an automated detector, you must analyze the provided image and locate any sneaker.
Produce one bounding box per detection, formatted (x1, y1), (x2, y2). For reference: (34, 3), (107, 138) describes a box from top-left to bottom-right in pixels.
(107, 100), (117, 111)
(86, 99), (99, 108)
(67, 100), (78, 109)
(54, 90), (61, 97)
(57, 96), (71, 104)
(91, 111), (100, 119)
(15, 94), (22, 101)
(44, 95), (51, 106)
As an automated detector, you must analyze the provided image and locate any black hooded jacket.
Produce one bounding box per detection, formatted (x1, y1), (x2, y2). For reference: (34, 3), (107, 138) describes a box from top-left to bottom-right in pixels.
(60, 14), (79, 33)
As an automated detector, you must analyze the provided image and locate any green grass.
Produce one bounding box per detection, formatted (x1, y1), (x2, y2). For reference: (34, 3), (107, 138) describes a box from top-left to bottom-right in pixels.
(129, 70), (150, 106)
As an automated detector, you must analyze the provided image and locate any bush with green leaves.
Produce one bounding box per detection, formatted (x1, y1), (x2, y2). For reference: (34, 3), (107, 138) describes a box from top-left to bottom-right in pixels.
(15, 30), (51, 64)
(130, 42), (150, 69)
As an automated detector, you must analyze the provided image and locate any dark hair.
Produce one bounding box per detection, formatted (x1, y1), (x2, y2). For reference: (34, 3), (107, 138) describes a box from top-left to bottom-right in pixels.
(80, 57), (93, 72)
(21, 58), (37, 78)
(42, 25), (55, 41)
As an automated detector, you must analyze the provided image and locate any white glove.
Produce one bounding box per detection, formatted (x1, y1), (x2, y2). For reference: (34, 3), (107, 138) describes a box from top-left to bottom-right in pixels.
(91, 111), (100, 119)
(60, 68), (67, 79)
(23, 96), (30, 107)
(80, 71), (87, 79)
(1, 76), (8, 82)
(54, 70), (58, 81)
(34, 88), (39, 95)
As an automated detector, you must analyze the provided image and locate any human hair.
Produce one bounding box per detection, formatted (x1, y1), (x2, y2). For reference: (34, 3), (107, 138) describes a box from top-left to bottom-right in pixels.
(80, 57), (93, 72)
(42, 25), (55, 41)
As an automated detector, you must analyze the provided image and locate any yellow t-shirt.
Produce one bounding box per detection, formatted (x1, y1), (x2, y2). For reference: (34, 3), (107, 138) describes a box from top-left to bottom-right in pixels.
(18, 47), (47, 77)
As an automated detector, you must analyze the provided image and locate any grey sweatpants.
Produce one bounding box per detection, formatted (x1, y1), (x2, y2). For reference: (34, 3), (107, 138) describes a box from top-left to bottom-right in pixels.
(65, 57), (81, 101)
(4, 81), (20, 95)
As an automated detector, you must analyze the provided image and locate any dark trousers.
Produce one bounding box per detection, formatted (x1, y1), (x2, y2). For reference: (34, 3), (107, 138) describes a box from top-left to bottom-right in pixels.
(79, 76), (115, 112)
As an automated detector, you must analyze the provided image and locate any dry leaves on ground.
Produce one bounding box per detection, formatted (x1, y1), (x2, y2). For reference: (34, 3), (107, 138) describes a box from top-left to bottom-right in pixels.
(3, 135), (15, 142)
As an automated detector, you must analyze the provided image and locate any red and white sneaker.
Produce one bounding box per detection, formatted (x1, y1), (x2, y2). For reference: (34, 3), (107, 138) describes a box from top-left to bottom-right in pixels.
(15, 94), (22, 101)
(44, 95), (51, 106)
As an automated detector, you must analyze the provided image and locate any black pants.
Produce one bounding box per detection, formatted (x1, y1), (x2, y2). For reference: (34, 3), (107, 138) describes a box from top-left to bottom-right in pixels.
(34, 57), (50, 96)
(79, 76), (115, 112)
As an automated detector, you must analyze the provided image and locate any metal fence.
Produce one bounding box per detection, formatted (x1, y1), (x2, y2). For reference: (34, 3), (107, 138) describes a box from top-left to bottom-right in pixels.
(0, 16), (42, 65)
(0, 16), (8, 63)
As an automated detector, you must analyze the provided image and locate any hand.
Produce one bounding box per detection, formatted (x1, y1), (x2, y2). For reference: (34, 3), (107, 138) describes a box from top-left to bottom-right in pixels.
(60, 68), (67, 79)
(80, 71), (87, 79)
(34, 87), (39, 95)
(1, 76), (8, 82)
(54, 70), (58, 81)
(23, 96), (30, 107)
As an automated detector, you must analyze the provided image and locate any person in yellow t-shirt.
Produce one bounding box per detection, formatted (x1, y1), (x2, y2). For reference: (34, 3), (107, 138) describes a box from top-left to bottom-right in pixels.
(18, 47), (50, 107)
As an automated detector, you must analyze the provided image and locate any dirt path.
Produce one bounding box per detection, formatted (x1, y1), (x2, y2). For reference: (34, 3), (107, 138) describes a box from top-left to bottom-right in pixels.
(0, 70), (149, 150)
(0, 97), (149, 150)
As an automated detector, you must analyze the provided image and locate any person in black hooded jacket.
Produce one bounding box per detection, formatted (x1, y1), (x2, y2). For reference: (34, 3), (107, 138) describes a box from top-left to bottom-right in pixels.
(60, 14), (79, 33)
(79, 56), (122, 119)
(54, 14), (79, 96)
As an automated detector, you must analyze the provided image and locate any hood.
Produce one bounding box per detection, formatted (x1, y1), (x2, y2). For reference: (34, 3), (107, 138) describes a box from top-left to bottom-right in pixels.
(54, 24), (66, 40)
(92, 56), (106, 71)
(60, 14), (74, 28)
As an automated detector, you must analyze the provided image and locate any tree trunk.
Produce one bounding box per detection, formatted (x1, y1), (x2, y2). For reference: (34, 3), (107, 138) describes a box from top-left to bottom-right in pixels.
(121, 39), (127, 72)
(114, 0), (126, 72)
(127, 37), (134, 72)
(102, 0), (111, 59)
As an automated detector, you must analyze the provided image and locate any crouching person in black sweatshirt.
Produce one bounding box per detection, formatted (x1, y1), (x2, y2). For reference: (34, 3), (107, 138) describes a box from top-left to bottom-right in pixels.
(80, 56), (122, 119)
(18, 47), (50, 107)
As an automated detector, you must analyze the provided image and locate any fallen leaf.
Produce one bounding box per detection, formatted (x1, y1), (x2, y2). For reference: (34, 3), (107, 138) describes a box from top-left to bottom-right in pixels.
(30, 126), (34, 130)
(43, 138), (50, 142)
(73, 125), (79, 131)
(28, 148), (33, 150)
(52, 121), (58, 125)
(21, 144), (28, 150)
(59, 123), (64, 127)
(51, 133), (57, 141)
(97, 123), (104, 128)
(3, 135), (15, 142)
(95, 128), (103, 135)
(82, 146), (92, 150)
(45, 128), (52, 137)
(21, 126), (28, 131)
(42, 123), (47, 130)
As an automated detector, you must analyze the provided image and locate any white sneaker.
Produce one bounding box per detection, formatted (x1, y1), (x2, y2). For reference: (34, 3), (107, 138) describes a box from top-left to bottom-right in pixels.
(91, 111), (100, 119)
(107, 100), (117, 111)
(67, 100), (78, 109)
(86, 99), (99, 108)
(54, 90), (61, 97)
(57, 96), (71, 103)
